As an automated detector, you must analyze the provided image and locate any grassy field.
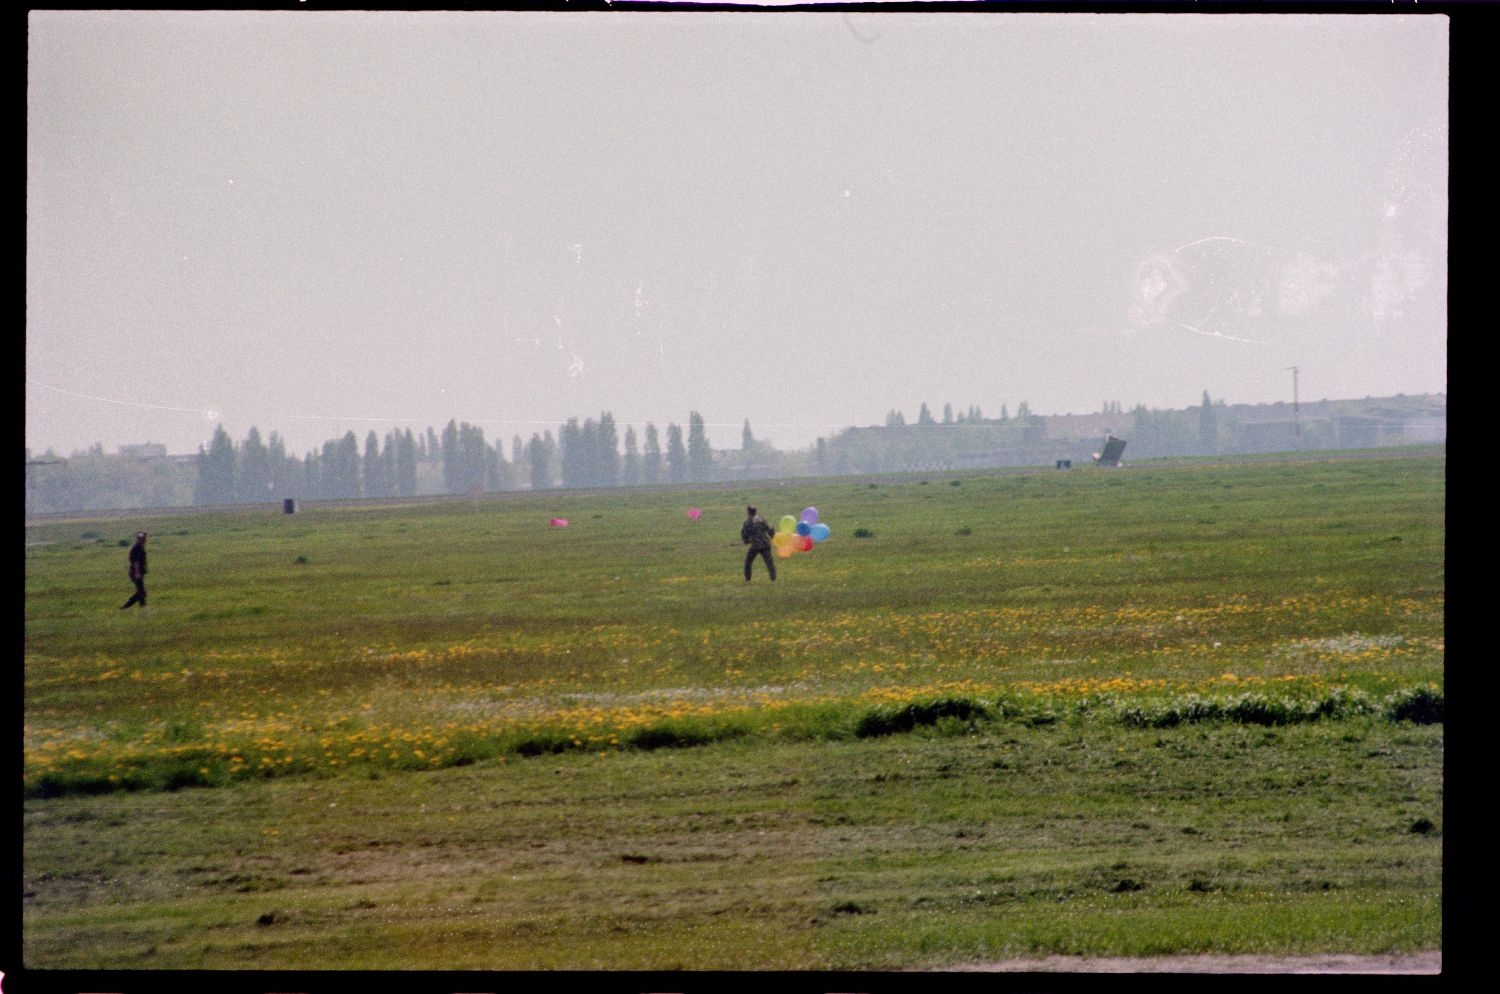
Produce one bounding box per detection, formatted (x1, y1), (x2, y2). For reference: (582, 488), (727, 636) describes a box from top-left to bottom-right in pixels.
(22, 449), (1444, 971)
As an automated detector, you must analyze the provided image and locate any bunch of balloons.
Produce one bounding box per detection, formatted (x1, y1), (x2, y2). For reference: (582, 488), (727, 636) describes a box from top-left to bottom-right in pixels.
(772, 507), (832, 559)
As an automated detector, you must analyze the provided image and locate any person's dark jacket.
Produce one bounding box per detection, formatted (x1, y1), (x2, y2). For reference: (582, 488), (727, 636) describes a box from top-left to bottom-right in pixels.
(128, 542), (147, 580)
(741, 515), (774, 551)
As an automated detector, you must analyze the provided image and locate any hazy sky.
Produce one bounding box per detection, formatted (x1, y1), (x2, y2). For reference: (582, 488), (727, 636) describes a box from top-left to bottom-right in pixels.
(27, 10), (1448, 458)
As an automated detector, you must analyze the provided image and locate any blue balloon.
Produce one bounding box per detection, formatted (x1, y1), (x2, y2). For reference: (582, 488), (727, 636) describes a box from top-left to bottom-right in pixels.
(810, 523), (831, 542)
(795, 521), (811, 536)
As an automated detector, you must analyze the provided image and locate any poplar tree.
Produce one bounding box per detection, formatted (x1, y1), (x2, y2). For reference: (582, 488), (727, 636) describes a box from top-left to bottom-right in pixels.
(380, 431), (399, 496)
(1199, 390), (1219, 456)
(193, 424), (236, 505)
(597, 412), (620, 487)
(332, 431), (361, 499)
(486, 440), (502, 491)
(267, 431), (290, 497)
(238, 427), (270, 502)
(666, 423), (687, 483)
(643, 423), (662, 484)
(527, 431), (556, 490)
(320, 440), (339, 498)
(469, 424), (492, 491)
(559, 418), (584, 488)
(687, 412), (711, 482)
(396, 429), (418, 497)
(623, 425), (641, 485)
(581, 418), (601, 486)
(303, 449), (322, 499)
(363, 430), (386, 498)
(442, 420), (460, 493)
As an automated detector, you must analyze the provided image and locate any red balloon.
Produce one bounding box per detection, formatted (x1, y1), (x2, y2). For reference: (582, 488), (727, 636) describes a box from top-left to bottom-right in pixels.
(798, 535), (813, 552)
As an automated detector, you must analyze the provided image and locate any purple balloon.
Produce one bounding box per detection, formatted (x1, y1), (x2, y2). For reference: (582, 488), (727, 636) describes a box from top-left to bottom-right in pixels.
(800, 507), (819, 525)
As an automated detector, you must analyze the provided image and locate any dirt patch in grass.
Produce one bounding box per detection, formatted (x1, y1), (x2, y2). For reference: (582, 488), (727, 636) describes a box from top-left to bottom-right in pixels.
(937, 951), (1440, 973)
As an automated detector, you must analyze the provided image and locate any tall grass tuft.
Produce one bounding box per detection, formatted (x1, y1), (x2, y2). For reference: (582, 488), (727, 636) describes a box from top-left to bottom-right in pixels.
(855, 698), (991, 738)
(1386, 686), (1443, 724)
(627, 720), (744, 751)
(1115, 689), (1385, 729)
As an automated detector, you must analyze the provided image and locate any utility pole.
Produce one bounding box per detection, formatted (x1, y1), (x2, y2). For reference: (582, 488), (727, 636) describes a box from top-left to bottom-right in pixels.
(1286, 366), (1300, 437)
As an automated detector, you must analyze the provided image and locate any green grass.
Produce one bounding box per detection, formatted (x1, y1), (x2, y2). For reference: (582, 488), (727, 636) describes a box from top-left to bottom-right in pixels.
(21, 721), (1442, 970)
(23, 449), (1444, 969)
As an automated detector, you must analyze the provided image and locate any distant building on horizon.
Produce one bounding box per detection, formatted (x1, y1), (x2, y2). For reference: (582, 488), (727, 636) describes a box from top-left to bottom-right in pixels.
(117, 443), (167, 460)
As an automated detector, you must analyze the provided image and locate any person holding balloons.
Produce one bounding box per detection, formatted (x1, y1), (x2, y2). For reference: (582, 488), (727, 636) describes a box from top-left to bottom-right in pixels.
(741, 505), (777, 582)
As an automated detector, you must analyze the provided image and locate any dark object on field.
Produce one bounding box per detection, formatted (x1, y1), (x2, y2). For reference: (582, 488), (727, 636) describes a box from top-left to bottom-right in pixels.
(1094, 436), (1127, 467)
(1055, 459), (1072, 469)
(283, 498), (298, 514)
(831, 901), (871, 915)
(120, 531), (148, 609)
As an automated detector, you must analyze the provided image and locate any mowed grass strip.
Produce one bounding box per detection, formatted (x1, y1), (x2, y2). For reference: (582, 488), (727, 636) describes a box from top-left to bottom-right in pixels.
(22, 719), (1441, 970)
(23, 450), (1443, 967)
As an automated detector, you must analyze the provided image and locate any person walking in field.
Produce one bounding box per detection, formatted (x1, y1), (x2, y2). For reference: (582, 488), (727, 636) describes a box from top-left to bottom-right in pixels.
(120, 531), (148, 609)
(741, 505), (776, 582)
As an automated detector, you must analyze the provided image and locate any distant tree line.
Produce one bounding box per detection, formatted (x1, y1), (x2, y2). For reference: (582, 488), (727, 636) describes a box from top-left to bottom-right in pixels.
(24, 393), (1445, 515)
(178, 410), (724, 507)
